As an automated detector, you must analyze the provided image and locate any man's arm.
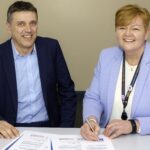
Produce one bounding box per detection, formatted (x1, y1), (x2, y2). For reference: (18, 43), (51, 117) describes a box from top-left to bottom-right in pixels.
(55, 41), (77, 127)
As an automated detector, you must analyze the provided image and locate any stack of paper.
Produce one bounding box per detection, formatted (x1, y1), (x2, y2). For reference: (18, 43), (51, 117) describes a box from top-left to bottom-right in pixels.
(3, 130), (115, 150)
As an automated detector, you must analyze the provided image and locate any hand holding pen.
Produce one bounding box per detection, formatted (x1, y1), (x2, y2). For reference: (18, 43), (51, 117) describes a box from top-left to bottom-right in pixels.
(80, 117), (100, 141)
(86, 118), (100, 141)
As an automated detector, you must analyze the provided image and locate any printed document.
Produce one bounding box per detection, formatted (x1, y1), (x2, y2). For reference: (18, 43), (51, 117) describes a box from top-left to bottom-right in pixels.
(3, 131), (53, 150)
(52, 134), (115, 150)
(81, 136), (115, 150)
(3, 130), (115, 150)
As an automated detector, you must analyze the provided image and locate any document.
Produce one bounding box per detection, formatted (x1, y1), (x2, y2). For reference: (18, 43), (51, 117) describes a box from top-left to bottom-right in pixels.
(3, 131), (115, 150)
(52, 135), (115, 150)
(52, 134), (83, 150)
(3, 131), (53, 150)
(81, 135), (115, 150)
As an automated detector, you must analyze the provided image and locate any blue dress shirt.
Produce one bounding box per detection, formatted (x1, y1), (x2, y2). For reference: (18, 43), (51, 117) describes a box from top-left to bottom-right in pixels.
(11, 40), (48, 123)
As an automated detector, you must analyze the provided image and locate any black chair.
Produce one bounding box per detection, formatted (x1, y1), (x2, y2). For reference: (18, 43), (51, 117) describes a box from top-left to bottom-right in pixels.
(74, 91), (85, 127)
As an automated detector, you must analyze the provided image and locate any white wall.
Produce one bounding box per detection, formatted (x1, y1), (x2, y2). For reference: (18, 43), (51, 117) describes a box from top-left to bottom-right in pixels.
(0, 0), (150, 90)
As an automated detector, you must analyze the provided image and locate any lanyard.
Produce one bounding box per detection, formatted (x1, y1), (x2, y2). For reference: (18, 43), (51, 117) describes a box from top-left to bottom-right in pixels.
(121, 51), (143, 120)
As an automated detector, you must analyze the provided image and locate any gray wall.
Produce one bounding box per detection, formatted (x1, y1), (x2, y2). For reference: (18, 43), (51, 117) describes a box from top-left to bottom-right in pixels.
(0, 0), (150, 90)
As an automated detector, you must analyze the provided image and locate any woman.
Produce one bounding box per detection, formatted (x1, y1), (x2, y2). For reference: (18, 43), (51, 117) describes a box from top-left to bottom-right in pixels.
(80, 4), (150, 140)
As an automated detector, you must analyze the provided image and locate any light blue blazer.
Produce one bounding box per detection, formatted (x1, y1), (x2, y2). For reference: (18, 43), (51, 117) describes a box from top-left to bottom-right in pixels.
(83, 42), (150, 135)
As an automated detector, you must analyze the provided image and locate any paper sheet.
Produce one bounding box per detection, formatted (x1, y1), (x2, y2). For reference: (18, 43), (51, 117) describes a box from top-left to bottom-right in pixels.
(3, 131), (115, 150)
(52, 134), (115, 150)
(81, 135), (115, 150)
(3, 131), (53, 150)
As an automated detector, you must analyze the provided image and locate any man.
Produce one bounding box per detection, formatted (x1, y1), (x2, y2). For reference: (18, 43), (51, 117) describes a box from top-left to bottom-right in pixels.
(0, 1), (76, 139)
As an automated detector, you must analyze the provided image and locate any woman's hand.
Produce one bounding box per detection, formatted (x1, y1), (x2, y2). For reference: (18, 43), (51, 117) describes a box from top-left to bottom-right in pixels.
(80, 118), (100, 141)
(103, 119), (132, 139)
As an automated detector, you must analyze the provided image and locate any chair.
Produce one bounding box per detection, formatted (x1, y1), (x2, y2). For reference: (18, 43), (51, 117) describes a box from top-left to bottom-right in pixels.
(74, 91), (85, 127)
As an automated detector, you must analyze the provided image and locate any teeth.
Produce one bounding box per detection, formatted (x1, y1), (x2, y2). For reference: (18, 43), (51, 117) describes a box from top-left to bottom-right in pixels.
(23, 35), (32, 38)
(124, 39), (134, 42)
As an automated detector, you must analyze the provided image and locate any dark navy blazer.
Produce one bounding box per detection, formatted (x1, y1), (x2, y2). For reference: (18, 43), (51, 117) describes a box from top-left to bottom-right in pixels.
(0, 36), (76, 127)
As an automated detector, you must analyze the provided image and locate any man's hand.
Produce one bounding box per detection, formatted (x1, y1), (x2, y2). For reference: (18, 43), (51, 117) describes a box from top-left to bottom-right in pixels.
(80, 118), (100, 141)
(0, 120), (19, 139)
(103, 119), (132, 139)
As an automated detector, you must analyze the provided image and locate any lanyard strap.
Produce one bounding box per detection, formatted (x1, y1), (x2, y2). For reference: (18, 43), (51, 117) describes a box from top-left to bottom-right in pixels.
(121, 51), (143, 120)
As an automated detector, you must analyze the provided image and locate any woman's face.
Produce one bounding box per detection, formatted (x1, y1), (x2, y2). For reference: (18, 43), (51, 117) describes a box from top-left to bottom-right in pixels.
(116, 16), (149, 55)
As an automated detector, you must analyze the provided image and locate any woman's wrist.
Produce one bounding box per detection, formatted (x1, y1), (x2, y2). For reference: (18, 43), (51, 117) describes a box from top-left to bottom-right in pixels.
(128, 119), (140, 134)
(135, 120), (141, 133)
(87, 116), (98, 124)
(128, 119), (137, 133)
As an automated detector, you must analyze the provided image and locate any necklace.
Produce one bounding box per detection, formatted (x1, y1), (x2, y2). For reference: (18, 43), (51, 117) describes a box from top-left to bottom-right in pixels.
(130, 67), (134, 71)
(125, 61), (137, 72)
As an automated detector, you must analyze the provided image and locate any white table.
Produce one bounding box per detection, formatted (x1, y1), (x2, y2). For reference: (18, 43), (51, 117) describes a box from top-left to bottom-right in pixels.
(0, 127), (150, 150)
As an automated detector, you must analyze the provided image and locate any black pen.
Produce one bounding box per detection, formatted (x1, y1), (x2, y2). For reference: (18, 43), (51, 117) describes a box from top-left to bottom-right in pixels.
(86, 118), (99, 141)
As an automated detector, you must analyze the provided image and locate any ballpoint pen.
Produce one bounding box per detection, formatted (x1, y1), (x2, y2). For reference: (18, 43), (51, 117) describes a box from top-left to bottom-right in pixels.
(86, 118), (100, 141)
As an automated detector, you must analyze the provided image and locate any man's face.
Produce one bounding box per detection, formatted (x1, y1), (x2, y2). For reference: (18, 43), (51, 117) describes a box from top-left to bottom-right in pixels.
(7, 11), (38, 55)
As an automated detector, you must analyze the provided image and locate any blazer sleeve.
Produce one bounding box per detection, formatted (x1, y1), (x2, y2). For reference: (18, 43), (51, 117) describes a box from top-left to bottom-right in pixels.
(55, 41), (77, 127)
(136, 117), (150, 135)
(0, 49), (6, 121)
(83, 53), (103, 123)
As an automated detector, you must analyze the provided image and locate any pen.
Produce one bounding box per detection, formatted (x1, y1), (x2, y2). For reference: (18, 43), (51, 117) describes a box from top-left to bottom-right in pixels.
(86, 118), (100, 141)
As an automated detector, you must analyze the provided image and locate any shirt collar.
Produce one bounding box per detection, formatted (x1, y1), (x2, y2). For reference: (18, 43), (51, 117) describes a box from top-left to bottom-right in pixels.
(11, 39), (37, 60)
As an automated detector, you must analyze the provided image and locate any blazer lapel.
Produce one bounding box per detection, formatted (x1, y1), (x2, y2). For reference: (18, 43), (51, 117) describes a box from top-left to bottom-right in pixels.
(106, 49), (123, 121)
(131, 42), (150, 116)
(3, 41), (18, 109)
(35, 39), (48, 106)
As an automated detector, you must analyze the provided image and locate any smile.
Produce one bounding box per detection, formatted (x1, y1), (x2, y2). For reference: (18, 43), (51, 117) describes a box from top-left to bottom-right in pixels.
(123, 39), (135, 42)
(23, 35), (32, 38)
